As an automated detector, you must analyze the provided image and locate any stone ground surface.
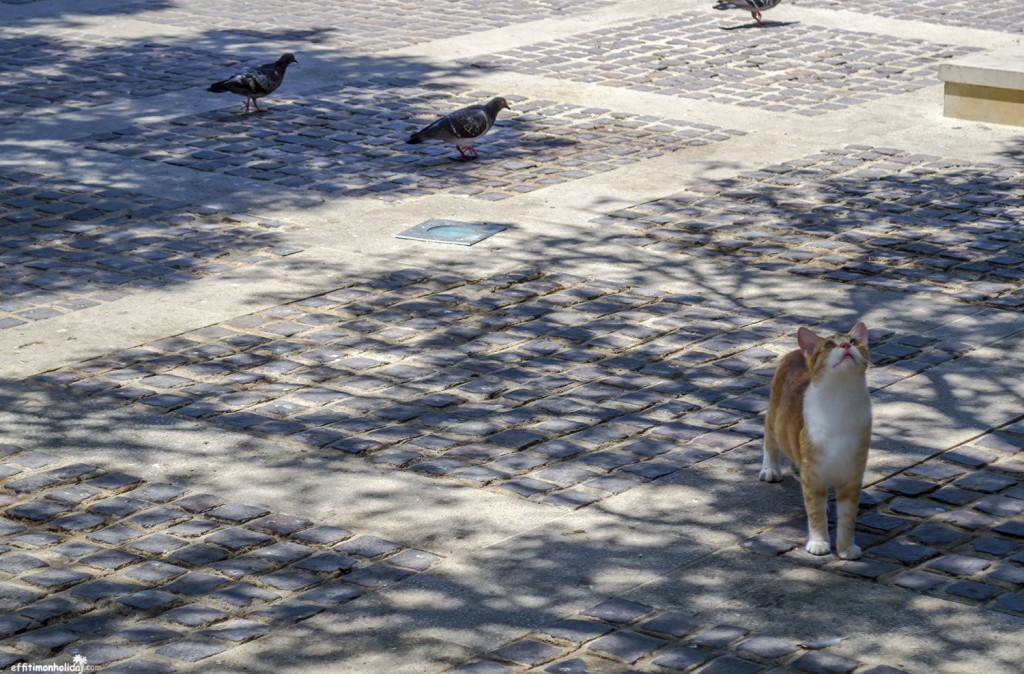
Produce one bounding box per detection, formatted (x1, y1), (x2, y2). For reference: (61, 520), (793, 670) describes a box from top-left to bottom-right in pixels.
(1, 0), (1023, 672)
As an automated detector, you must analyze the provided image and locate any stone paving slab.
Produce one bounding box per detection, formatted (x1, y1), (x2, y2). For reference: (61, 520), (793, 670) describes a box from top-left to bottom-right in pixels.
(453, 596), (909, 673)
(595, 145), (1024, 309)
(475, 14), (974, 116)
(742, 423), (1024, 620)
(27, 268), (984, 511)
(0, 170), (301, 331)
(792, 0), (1024, 35)
(0, 442), (442, 672)
(82, 84), (744, 202)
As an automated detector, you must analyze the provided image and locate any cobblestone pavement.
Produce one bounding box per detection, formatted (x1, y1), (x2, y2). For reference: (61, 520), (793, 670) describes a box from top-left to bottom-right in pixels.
(792, 0), (1024, 35)
(0, 171), (300, 330)
(83, 86), (744, 202)
(110, 0), (616, 52)
(0, 28), (244, 124)
(743, 425), (1024, 619)
(454, 597), (910, 673)
(478, 16), (974, 116)
(595, 145), (1024, 309)
(30, 269), (979, 510)
(0, 444), (441, 672)
(4, 0), (1024, 672)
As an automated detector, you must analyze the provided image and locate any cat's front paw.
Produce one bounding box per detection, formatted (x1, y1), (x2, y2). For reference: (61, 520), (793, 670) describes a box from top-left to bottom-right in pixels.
(758, 467), (782, 483)
(838, 545), (862, 560)
(805, 540), (831, 556)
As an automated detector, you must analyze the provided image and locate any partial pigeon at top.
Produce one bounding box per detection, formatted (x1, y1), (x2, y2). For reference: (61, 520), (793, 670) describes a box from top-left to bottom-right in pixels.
(406, 96), (511, 160)
(208, 53), (297, 114)
(717, 0), (782, 24)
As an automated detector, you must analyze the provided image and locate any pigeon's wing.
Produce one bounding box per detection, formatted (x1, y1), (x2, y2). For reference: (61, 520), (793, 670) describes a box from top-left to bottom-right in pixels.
(444, 106), (492, 140)
(248, 63), (284, 95)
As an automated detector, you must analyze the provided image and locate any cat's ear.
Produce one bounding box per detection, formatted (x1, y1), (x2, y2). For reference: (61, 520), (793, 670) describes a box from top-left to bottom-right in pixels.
(796, 327), (822, 357)
(850, 321), (869, 346)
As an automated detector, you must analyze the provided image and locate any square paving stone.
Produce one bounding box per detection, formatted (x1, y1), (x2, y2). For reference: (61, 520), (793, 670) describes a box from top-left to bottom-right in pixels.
(200, 618), (271, 643)
(121, 624), (181, 644)
(175, 493), (228, 513)
(81, 548), (141, 570)
(993, 591), (1024, 615)
(250, 599), (324, 624)
(207, 502), (272, 522)
(491, 639), (564, 665)
(925, 554), (992, 576)
(343, 563), (414, 588)
(70, 579), (140, 600)
(637, 611), (702, 638)
(206, 527), (274, 551)
(891, 570), (949, 592)
(582, 598), (652, 623)
(208, 582), (281, 607)
(251, 542), (315, 564)
(18, 595), (81, 621)
(0, 553), (48, 574)
(588, 629), (666, 663)
(334, 535), (401, 558)
(651, 645), (716, 670)
(737, 635), (800, 660)
(125, 560), (187, 582)
(538, 618), (614, 643)
(116, 589), (178, 611)
(386, 548), (441, 571)
(23, 565), (93, 590)
(163, 604), (231, 627)
(700, 655), (767, 674)
(163, 571), (230, 595)
(156, 638), (228, 662)
(687, 625), (751, 648)
(944, 580), (1003, 602)
(68, 642), (133, 665)
(18, 626), (79, 648)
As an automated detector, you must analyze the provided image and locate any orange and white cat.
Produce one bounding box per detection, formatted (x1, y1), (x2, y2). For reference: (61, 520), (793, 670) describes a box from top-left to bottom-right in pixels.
(760, 322), (872, 559)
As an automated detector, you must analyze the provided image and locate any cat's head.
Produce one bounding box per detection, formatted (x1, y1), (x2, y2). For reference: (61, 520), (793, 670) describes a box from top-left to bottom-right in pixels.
(796, 322), (870, 380)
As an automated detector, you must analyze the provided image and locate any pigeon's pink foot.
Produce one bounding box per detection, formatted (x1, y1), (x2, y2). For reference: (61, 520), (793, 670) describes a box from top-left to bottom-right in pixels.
(455, 145), (478, 160)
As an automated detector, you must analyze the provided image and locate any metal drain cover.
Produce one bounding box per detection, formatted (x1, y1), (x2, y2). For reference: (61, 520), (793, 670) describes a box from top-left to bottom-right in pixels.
(396, 219), (506, 246)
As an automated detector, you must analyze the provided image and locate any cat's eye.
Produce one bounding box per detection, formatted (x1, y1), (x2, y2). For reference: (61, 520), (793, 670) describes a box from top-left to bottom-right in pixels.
(849, 338), (860, 346)
(824, 340), (836, 348)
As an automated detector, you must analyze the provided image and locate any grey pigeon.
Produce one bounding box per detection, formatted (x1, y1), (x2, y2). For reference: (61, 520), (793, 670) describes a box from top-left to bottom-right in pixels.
(717, 0), (782, 24)
(208, 53), (297, 114)
(407, 96), (511, 160)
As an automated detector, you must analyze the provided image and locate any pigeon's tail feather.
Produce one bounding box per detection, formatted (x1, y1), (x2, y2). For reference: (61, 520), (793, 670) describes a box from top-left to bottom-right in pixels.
(406, 132), (424, 145)
(208, 81), (230, 93)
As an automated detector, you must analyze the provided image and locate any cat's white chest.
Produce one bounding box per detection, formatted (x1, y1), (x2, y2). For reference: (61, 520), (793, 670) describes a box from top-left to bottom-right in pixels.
(803, 379), (871, 484)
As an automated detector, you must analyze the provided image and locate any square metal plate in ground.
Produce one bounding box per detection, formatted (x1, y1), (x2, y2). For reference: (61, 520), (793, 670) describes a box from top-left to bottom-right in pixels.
(396, 219), (506, 246)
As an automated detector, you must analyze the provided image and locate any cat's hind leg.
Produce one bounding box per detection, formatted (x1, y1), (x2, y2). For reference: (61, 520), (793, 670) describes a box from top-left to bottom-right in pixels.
(759, 429), (783, 483)
(801, 482), (831, 555)
(835, 482), (862, 559)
